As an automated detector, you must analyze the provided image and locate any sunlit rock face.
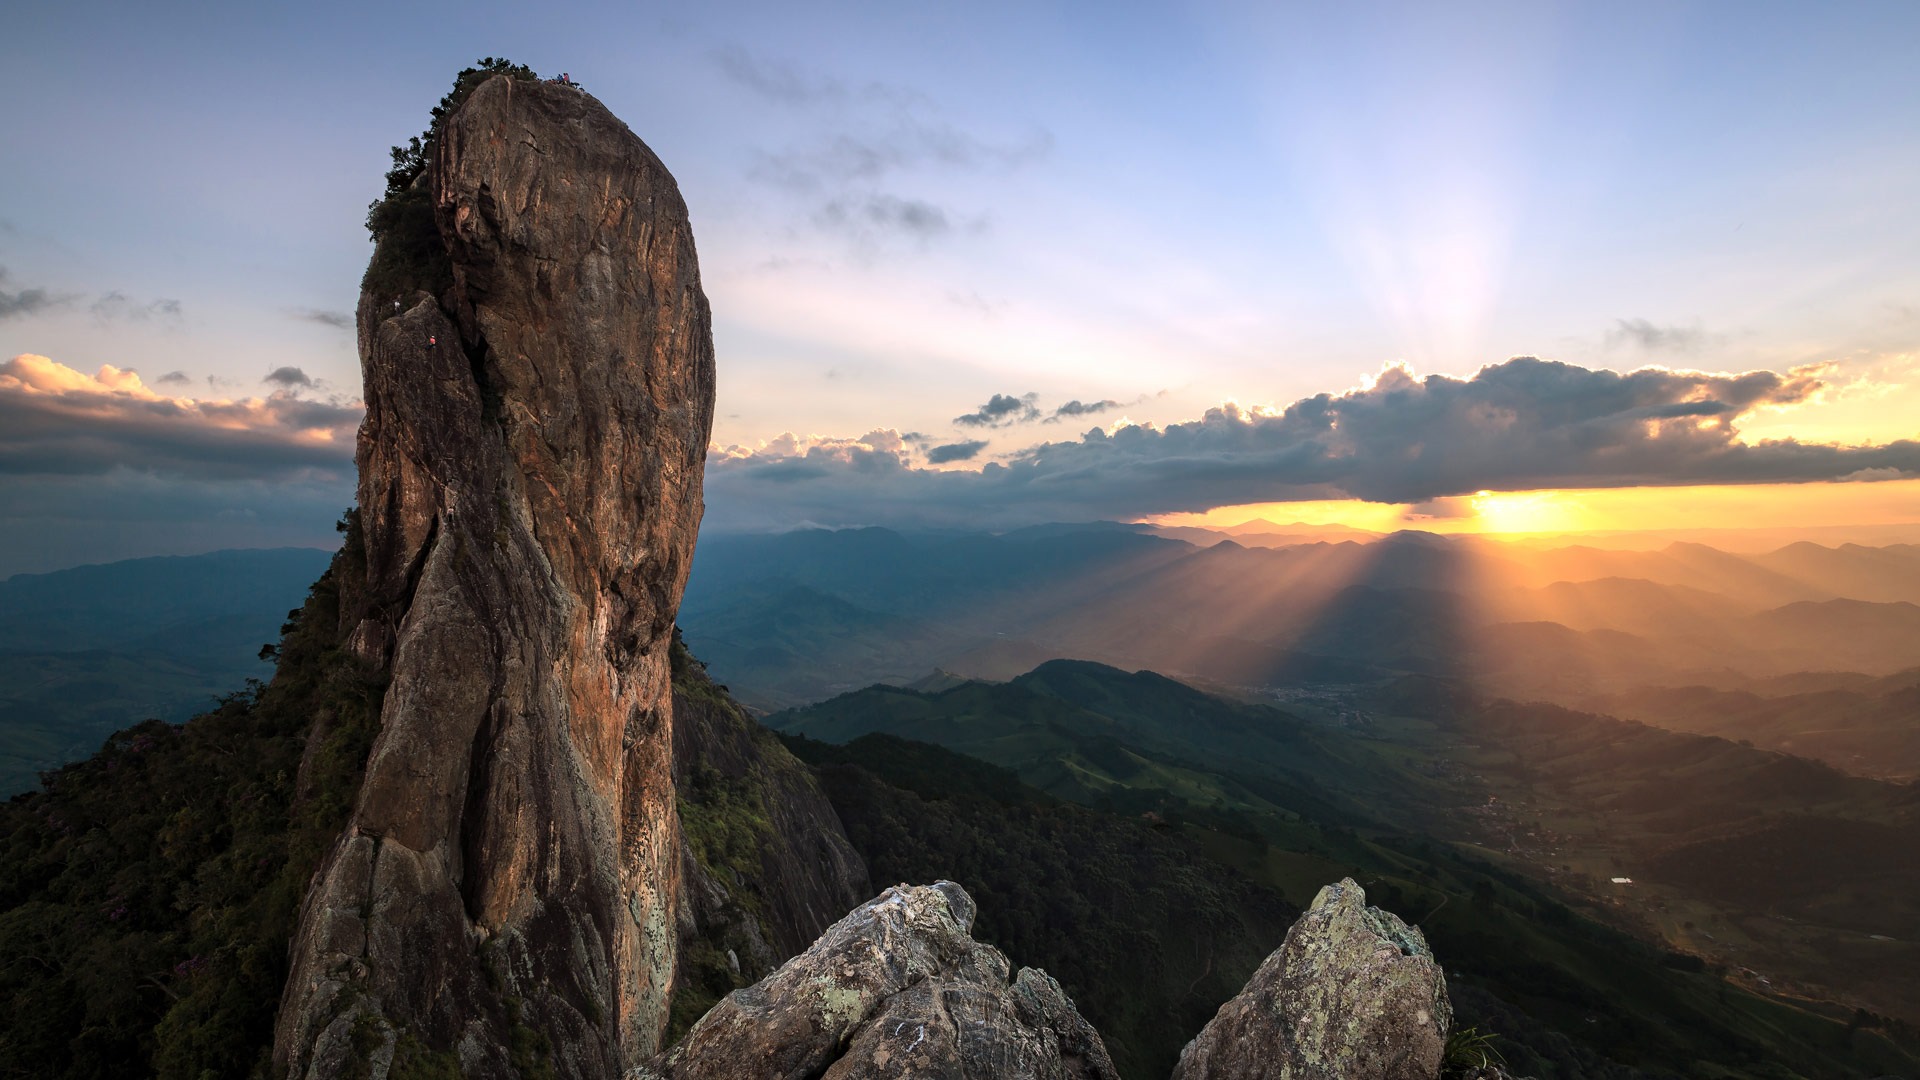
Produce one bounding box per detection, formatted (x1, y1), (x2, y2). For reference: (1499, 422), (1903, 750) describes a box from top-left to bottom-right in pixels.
(1173, 877), (1452, 1080)
(275, 74), (715, 1080)
(638, 882), (1121, 1080)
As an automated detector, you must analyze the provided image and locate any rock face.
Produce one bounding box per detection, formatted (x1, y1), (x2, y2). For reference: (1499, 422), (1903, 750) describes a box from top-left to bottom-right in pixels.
(274, 75), (715, 1079)
(1173, 878), (1451, 1080)
(638, 882), (1121, 1080)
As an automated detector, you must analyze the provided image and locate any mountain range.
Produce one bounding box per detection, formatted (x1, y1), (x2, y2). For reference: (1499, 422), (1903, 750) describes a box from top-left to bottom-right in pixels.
(680, 525), (1920, 778)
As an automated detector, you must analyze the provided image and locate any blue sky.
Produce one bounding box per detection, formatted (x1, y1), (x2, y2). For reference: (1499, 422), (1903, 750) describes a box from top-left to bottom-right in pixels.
(2, 0), (1917, 572)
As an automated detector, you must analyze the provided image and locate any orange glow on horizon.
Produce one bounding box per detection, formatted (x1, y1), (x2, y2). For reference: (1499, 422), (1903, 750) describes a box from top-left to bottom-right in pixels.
(1143, 478), (1920, 540)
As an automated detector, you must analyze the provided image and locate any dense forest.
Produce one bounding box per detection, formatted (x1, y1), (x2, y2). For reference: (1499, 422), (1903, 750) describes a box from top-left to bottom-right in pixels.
(0, 518), (378, 1079)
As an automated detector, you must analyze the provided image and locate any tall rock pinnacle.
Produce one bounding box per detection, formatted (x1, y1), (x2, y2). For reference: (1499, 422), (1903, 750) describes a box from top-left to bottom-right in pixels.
(275, 74), (715, 1079)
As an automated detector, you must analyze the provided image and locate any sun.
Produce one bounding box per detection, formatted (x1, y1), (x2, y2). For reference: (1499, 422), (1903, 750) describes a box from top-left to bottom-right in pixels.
(1466, 490), (1585, 534)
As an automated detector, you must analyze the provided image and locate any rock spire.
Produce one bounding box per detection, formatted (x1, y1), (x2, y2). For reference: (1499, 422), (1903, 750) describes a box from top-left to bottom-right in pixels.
(274, 74), (715, 1079)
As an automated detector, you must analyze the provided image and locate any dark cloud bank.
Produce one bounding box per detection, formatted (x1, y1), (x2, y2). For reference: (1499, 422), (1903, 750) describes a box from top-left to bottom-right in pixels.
(8, 351), (1917, 572)
(705, 357), (1920, 532)
(0, 355), (357, 576)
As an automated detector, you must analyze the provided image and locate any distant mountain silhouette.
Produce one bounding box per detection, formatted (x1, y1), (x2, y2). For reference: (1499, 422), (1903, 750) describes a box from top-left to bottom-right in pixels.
(0, 547), (334, 795)
(682, 526), (1920, 714)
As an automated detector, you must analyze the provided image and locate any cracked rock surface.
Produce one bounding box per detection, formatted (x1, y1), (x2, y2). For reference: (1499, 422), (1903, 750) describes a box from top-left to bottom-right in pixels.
(636, 882), (1120, 1080)
(1173, 877), (1451, 1080)
(273, 74), (714, 1080)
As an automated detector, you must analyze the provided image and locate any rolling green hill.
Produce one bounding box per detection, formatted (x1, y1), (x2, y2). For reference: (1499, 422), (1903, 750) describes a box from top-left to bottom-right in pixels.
(1595, 675), (1920, 781)
(769, 660), (1920, 1078)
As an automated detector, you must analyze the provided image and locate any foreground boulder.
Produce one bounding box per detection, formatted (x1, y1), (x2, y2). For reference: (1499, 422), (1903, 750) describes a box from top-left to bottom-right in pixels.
(1173, 878), (1451, 1080)
(274, 73), (715, 1079)
(638, 882), (1120, 1080)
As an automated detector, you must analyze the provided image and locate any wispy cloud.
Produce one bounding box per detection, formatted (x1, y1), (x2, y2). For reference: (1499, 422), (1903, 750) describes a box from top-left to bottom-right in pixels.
(712, 46), (920, 108)
(292, 308), (352, 330)
(724, 48), (1049, 252)
(0, 268), (63, 320)
(1607, 318), (1712, 353)
(0, 270), (183, 324)
(89, 292), (183, 322)
(1046, 398), (1121, 423)
(815, 195), (952, 243)
(752, 127), (1051, 193)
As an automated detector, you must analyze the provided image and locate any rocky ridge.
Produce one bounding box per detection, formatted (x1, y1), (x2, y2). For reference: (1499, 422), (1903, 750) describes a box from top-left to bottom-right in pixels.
(638, 881), (1120, 1080)
(648, 876), (1500, 1080)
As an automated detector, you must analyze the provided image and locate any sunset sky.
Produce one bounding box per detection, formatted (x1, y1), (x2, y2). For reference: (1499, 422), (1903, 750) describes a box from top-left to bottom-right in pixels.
(2, 0), (1917, 574)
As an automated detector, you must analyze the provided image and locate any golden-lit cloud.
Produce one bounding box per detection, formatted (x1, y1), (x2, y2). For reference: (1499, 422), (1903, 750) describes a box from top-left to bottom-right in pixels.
(0, 354), (362, 479)
(704, 356), (1920, 532)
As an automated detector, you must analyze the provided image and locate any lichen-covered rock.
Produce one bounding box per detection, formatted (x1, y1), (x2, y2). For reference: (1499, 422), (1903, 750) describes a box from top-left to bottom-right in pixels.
(274, 74), (714, 1080)
(1172, 878), (1451, 1080)
(636, 882), (1120, 1080)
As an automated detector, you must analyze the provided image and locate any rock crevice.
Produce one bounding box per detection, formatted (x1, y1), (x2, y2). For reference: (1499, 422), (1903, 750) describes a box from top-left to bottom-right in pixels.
(274, 74), (715, 1080)
(637, 882), (1120, 1080)
(1173, 877), (1453, 1080)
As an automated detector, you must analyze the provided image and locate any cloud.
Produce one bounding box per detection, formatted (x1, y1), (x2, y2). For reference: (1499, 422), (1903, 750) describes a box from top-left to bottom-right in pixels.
(947, 291), (1001, 317)
(1840, 467), (1912, 482)
(1047, 399), (1121, 422)
(712, 47), (918, 108)
(754, 128), (1050, 194)
(714, 47), (844, 105)
(0, 268), (63, 320)
(925, 440), (988, 464)
(703, 356), (1920, 531)
(264, 366), (315, 389)
(155, 371), (192, 386)
(1404, 497), (1476, 519)
(729, 52), (1048, 252)
(293, 308), (352, 330)
(0, 270), (184, 324)
(0, 354), (360, 481)
(1608, 318), (1710, 353)
(955, 392), (1041, 428)
(816, 195), (951, 241)
(89, 292), (182, 322)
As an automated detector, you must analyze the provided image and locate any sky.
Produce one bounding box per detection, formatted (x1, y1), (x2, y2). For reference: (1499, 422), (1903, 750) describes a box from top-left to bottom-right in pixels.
(2, 0), (1918, 575)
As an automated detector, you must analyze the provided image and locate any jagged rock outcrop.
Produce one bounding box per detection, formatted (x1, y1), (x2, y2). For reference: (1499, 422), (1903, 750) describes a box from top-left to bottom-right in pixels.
(1173, 878), (1452, 1080)
(637, 882), (1120, 1080)
(274, 75), (715, 1079)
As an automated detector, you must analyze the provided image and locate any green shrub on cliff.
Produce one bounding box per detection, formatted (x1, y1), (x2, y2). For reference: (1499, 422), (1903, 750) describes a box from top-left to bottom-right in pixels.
(363, 57), (539, 302)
